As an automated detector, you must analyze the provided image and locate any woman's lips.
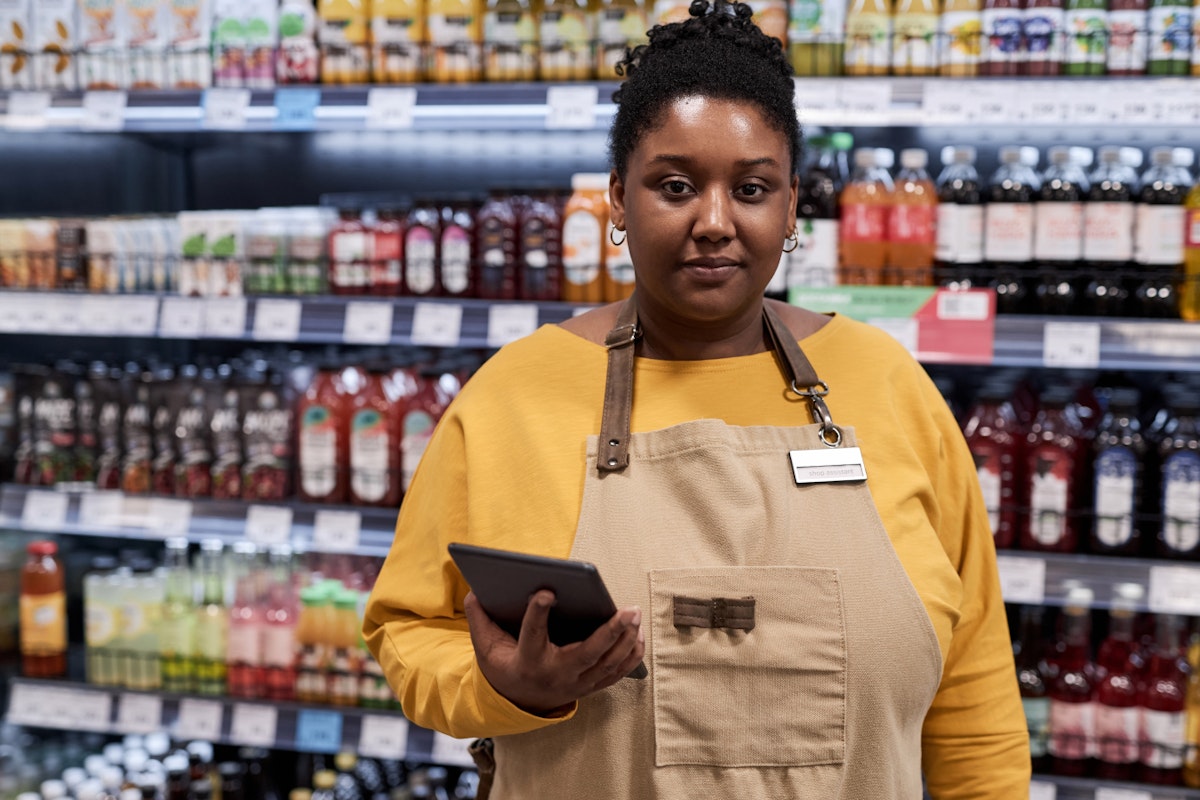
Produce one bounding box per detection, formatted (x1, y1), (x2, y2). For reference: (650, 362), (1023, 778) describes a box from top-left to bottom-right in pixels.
(681, 260), (740, 283)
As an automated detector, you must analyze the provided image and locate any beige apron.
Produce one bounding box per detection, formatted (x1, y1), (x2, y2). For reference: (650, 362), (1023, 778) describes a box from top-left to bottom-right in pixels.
(487, 300), (944, 799)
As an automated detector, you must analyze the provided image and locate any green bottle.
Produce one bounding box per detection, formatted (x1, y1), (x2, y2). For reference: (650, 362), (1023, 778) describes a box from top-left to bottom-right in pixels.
(160, 538), (197, 694)
(193, 539), (229, 695)
(1147, 0), (1192, 74)
(1064, 0), (1109, 74)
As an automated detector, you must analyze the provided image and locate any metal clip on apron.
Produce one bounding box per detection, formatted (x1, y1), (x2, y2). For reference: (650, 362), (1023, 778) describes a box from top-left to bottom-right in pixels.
(482, 296), (942, 800)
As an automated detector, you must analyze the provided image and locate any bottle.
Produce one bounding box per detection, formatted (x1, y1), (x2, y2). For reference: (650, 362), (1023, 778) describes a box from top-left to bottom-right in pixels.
(484, 0), (538, 80)
(1015, 605), (1052, 773)
(20, 540), (66, 678)
(521, 192), (565, 301)
(211, 383), (242, 500)
(227, 542), (264, 699)
(840, 148), (894, 285)
(278, 0), (321, 83)
(1095, 584), (1145, 781)
(428, 0), (484, 81)
(981, 0), (1025, 74)
(596, 0), (648, 78)
(1021, 385), (1086, 553)
(789, 0), (846, 74)
(329, 589), (362, 706)
(161, 538), (196, 693)
(1133, 147), (1189, 318)
(404, 201), (442, 298)
(297, 366), (349, 505)
(887, 148), (937, 286)
(985, 145), (1040, 314)
(370, 209), (403, 297)
(400, 365), (453, 493)
(439, 198), (476, 299)
(349, 368), (401, 508)
(562, 174), (609, 303)
(262, 544), (298, 701)
(1185, 623), (1200, 788)
(962, 381), (1024, 550)
(790, 133), (847, 290)
(1034, 146), (1088, 315)
(328, 209), (370, 296)
(892, 0), (939, 73)
(1084, 146), (1139, 315)
(939, 0), (983, 74)
(166, 757), (191, 800)
(1049, 587), (1097, 777)
(1064, 0), (1108, 73)
(1148, 0), (1192, 74)
(935, 145), (985, 289)
(121, 374), (153, 494)
(296, 585), (329, 704)
(476, 191), (520, 300)
(194, 539), (228, 696)
(1108, 0), (1148, 72)
(175, 381), (214, 499)
(1140, 614), (1189, 784)
(127, 564), (164, 690)
(311, 771), (336, 800)
(332, 754), (364, 800)
(1158, 390), (1200, 560)
(188, 779), (213, 800)
(242, 370), (294, 501)
(318, 0), (372, 83)
(1024, 0), (1066, 73)
(85, 557), (119, 686)
(371, 0), (425, 83)
(844, 0), (893, 74)
(219, 763), (245, 800)
(538, 0), (594, 81)
(1090, 389), (1146, 556)
(1182, 160), (1200, 321)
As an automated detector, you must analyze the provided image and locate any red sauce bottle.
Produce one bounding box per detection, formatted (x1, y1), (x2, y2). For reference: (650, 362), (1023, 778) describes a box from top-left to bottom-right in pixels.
(401, 364), (453, 495)
(404, 201), (442, 298)
(348, 366), (401, 508)
(371, 208), (404, 296)
(1020, 385), (1085, 553)
(297, 365), (349, 504)
(962, 380), (1024, 550)
(21, 540), (66, 678)
(440, 197), (477, 299)
(519, 191), (564, 301)
(1094, 585), (1146, 782)
(328, 208), (371, 296)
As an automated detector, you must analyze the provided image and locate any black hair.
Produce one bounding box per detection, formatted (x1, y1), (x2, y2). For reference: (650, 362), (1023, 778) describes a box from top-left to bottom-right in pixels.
(608, 0), (801, 179)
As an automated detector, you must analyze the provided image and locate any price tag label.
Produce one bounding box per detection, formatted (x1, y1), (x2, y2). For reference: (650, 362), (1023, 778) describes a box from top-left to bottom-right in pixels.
(74, 690), (114, 732)
(793, 78), (841, 123)
(117, 693), (163, 734)
(358, 715), (410, 760)
(313, 509), (362, 553)
(0, 295), (21, 332)
(5, 90), (51, 130)
(246, 504), (294, 545)
(1114, 84), (1161, 125)
(487, 303), (539, 347)
(1160, 80), (1200, 124)
(150, 498), (193, 536)
(80, 491), (124, 529)
(546, 85), (599, 130)
(344, 302), (394, 345)
(5, 683), (44, 725)
(937, 290), (991, 321)
(159, 297), (206, 338)
(204, 297), (248, 338)
(367, 87), (417, 130)
(1043, 321), (1101, 368)
(46, 688), (78, 727)
(230, 704), (278, 748)
(996, 555), (1046, 605)
(922, 83), (975, 125)
(82, 91), (128, 131)
(46, 295), (83, 334)
(1029, 780), (1056, 800)
(294, 709), (343, 753)
(839, 80), (892, 120)
(1018, 88), (1066, 125)
(204, 88), (251, 130)
(410, 301), (464, 347)
(23, 295), (53, 333)
(431, 732), (476, 768)
(868, 317), (918, 354)
(1095, 789), (1152, 800)
(121, 296), (161, 336)
(80, 295), (120, 335)
(1148, 566), (1200, 615)
(975, 83), (1014, 123)
(22, 490), (69, 530)
(175, 699), (224, 741)
(274, 88), (321, 131)
(1066, 86), (1108, 125)
(253, 298), (303, 342)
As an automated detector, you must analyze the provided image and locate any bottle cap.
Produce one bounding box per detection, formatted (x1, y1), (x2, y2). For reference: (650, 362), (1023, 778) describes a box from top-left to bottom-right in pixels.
(853, 148), (875, 169)
(1151, 146), (1174, 166)
(62, 768), (88, 789)
(940, 145), (955, 166)
(952, 145), (977, 165)
(335, 752), (358, 773)
(900, 148), (927, 170)
(570, 173), (610, 192)
(186, 741), (214, 765)
(121, 790), (141, 800)
(290, 791), (314, 800)
(1020, 146), (1040, 167)
(100, 766), (124, 790)
(829, 132), (854, 151)
(164, 755), (189, 775)
(1069, 146), (1093, 168)
(85, 755), (109, 777)
(122, 735), (145, 752)
(1119, 146), (1144, 169)
(27, 540), (57, 556)
(334, 589), (361, 610)
(1065, 586), (1094, 610)
(874, 148), (895, 170)
(1098, 145), (1121, 164)
(314, 770), (337, 790)
(1112, 582), (1144, 612)
(998, 145), (1022, 164)
(144, 733), (171, 759)
(41, 780), (68, 799)
(1173, 147), (1195, 168)
(1048, 146), (1070, 165)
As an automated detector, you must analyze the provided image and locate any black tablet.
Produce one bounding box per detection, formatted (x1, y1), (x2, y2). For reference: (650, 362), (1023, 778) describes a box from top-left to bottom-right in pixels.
(449, 542), (648, 680)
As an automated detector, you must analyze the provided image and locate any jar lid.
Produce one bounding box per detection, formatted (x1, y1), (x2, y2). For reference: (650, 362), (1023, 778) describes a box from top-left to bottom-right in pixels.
(27, 540), (58, 556)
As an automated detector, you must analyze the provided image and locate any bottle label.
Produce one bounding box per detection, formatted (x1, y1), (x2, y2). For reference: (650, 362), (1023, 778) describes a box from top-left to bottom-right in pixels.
(1095, 703), (1140, 765)
(331, 230), (369, 289)
(1186, 207), (1200, 248)
(21, 591), (66, 653)
(121, 600), (147, 638)
(1162, 450), (1200, 554)
(539, 8), (592, 71)
(406, 227), (437, 294)
(982, 8), (1024, 63)
(893, 12), (938, 69)
(1065, 7), (1108, 65)
(300, 404), (337, 498)
(1024, 6), (1065, 64)
(1024, 696), (1051, 759)
(401, 410), (435, 492)
(159, 615), (194, 656)
(939, 10), (983, 66)
(484, 10), (538, 76)
(441, 225), (471, 295)
(1135, 204), (1186, 265)
(1095, 446), (1138, 547)
(1029, 445), (1071, 546)
(789, 0), (846, 44)
(87, 602), (117, 647)
(841, 203), (887, 242)
(984, 203), (1035, 262)
(332, 231), (367, 262)
(563, 210), (603, 286)
(1142, 709), (1187, 769)
(789, 218), (840, 287)
(351, 408), (389, 503)
(1084, 202), (1136, 261)
(844, 12), (891, 69)
(428, 13), (478, 45)
(936, 204), (985, 263)
(1149, 5), (1192, 64)
(261, 624), (297, 668)
(227, 622), (262, 666)
(1048, 699), (1094, 759)
(973, 442), (1003, 536)
(889, 203), (936, 244)
(1034, 201), (1085, 261)
(1108, 9), (1149, 71)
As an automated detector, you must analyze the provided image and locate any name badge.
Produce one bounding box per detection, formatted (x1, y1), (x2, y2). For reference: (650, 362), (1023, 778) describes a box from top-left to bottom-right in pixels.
(789, 447), (867, 485)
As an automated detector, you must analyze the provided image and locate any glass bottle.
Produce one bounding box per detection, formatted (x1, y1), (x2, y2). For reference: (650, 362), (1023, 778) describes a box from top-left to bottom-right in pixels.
(789, 0), (846, 74)
(1084, 146), (1139, 315)
(1034, 146), (1088, 315)
(791, 133), (848, 290)
(1095, 584), (1145, 781)
(844, 0), (893, 74)
(1158, 391), (1200, 560)
(892, 0), (940, 74)
(985, 145), (1041, 313)
(194, 539), (228, 696)
(1024, 0), (1067, 73)
(939, 0), (983, 75)
(1148, 0), (1192, 74)
(328, 208), (370, 296)
(935, 145), (984, 289)
(1048, 587), (1097, 777)
(1184, 623), (1200, 787)
(1108, 0), (1149, 73)
(981, 0), (1026, 73)
(1064, 0), (1108, 73)
(1090, 388), (1146, 556)
(475, 191), (520, 300)
(1021, 385), (1086, 553)
(262, 544), (298, 701)
(160, 538), (196, 693)
(962, 381), (1023, 550)
(1015, 605), (1052, 773)
(887, 148), (937, 286)
(227, 542), (264, 699)
(596, 0), (648, 78)
(1181, 158), (1200, 321)
(297, 365), (349, 505)
(20, 540), (66, 678)
(521, 192), (565, 302)
(1140, 614), (1189, 784)
(1133, 147), (1189, 318)
(440, 197), (476, 299)
(404, 201), (442, 298)
(484, 0), (539, 80)
(370, 208), (403, 297)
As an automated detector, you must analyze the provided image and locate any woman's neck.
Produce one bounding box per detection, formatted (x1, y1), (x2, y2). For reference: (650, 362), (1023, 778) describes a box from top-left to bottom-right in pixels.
(636, 303), (770, 361)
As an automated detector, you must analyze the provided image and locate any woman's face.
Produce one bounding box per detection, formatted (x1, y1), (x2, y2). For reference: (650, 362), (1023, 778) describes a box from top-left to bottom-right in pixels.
(610, 95), (798, 330)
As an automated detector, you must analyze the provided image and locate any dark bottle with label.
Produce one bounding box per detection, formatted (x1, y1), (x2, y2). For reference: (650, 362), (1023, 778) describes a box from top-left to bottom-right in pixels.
(985, 146), (1041, 313)
(935, 145), (984, 289)
(404, 201), (442, 298)
(1090, 388), (1146, 556)
(963, 380), (1024, 550)
(328, 208), (371, 296)
(1108, 0), (1149, 74)
(1133, 147), (1190, 318)
(1158, 389), (1200, 560)
(1021, 385), (1085, 553)
(1034, 146), (1088, 314)
(792, 133), (849, 290)
(370, 208), (403, 296)
(1024, 0), (1066, 74)
(1139, 613), (1189, 785)
(439, 197), (476, 299)
(1084, 146), (1139, 315)
(1015, 605), (1052, 774)
(1094, 584), (1145, 782)
(519, 191), (564, 301)
(220, 763), (246, 800)
(981, 0), (1026, 74)
(475, 191), (519, 300)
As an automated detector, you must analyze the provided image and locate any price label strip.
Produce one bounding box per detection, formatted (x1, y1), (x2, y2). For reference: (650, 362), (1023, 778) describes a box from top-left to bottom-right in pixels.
(1094, 789), (1152, 800)
(246, 505), (294, 546)
(230, 704), (278, 748)
(23, 294), (53, 333)
(5, 90), (52, 130)
(253, 298), (303, 342)
(793, 78), (841, 125)
(175, 699), (224, 742)
(1028, 780), (1056, 800)
(5, 683), (44, 725)
(121, 296), (161, 336)
(367, 88), (418, 130)
(117, 693), (164, 734)
(996, 555), (1046, 605)
(149, 498), (194, 537)
(204, 297), (249, 338)
(204, 88), (252, 130)
(275, 88), (321, 131)
(80, 295), (120, 335)
(159, 297), (206, 338)
(22, 490), (69, 531)
(74, 689), (115, 732)
(487, 303), (539, 348)
(1148, 565), (1200, 615)
(82, 91), (128, 132)
(312, 509), (363, 553)
(294, 709), (344, 754)
(431, 732), (477, 768)
(1043, 321), (1101, 369)
(410, 302), (464, 348)
(922, 82), (976, 126)
(358, 715), (410, 760)
(546, 85), (599, 130)
(80, 491), (125, 529)
(344, 302), (395, 345)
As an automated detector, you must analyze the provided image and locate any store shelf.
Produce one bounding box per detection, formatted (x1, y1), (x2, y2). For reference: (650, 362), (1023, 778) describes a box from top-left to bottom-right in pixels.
(3, 677), (476, 767)
(992, 316), (1200, 373)
(1032, 774), (1200, 799)
(0, 484), (399, 556)
(997, 551), (1200, 616)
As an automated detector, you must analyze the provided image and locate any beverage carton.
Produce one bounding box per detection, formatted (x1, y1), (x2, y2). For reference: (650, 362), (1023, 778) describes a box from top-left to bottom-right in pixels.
(79, 0), (127, 89)
(277, 0), (319, 83)
(177, 211), (210, 296)
(31, 0), (77, 90)
(244, 0), (278, 88)
(207, 212), (245, 297)
(166, 0), (211, 88)
(24, 219), (58, 289)
(85, 219), (120, 292)
(125, 0), (169, 88)
(0, 0), (33, 90)
(0, 219), (28, 287)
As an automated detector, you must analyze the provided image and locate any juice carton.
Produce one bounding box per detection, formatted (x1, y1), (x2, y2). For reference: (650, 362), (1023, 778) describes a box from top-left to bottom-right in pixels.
(150, 216), (178, 292)
(125, 0), (169, 89)
(25, 219), (58, 289)
(31, 0), (77, 90)
(178, 211), (210, 296)
(207, 212), (245, 297)
(373, 0), (425, 82)
(85, 219), (119, 293)
(318, 0), (371, 84)
(166, 0), (211, 88)
(0, 0), (33, 91)
(243, 0), (278, 88)
(0, 219), (28, 287)
(80, 0), (126, 89)
(114, 220), (140, 293)
(278, 0), (319, 83)
(212, 0), (246, 86)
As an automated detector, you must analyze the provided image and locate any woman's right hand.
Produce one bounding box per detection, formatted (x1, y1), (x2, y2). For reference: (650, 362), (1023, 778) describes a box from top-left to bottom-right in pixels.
(464, 589), (645, 716)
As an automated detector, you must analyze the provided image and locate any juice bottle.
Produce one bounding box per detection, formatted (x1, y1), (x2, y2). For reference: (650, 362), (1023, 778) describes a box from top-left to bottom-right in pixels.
(749, 0), (789, 45)
(980, 0), (1024, 74)
(1064, 0), (1108, 74)
(401, 366), (452, 493)
(404, 201), (442, 297)
(295, 586), (328, 704)
(562, 173), (608, 303)
(596, 0), (649, 79)
(242, 370), (294, 501)
(844, 0), (893, 75)
(193, 539), (228, 696)
(262, 544), (298, 701)
(1158, 390), (1200, 560)
(539, 0), (594, 80)
(1033, 146), (1087, 315)
(1133, 147), (1189, 318)
(1090, 388), (1146, 556)
(297, 366), (349, 504)
(1094, 584), (1145, 782)
(1185, 624), (1200, 788)
(329, 208), (370, 296)
(160, 538), (196, 693)
(1048, 587), (1096, 777)
(1084, 146), (1139, 316)
(935, 145), (984, 289)
(789, 0), (846, 74)
(85, 557), (119, 686)
(839, 148), (893, 285)
(329, 589), (362, 706)
(892, 0), (940, 75)
(1140, 614), (1189, 785)
(370, 208), (403, 296)
(1015, 605), (1052, 773)
(1147, 0), (1191, 74)
(1108, 0), (1148, 73)
(1021, 385), (1085, 554)
(985, 145), (1040, 314)
(372, 0), (425, 83)
(475, 191), (520, 300)
(1182, 164), (1200, 321)
(428, 0), (484, 81)
(440, 197), (476, 299)
(939, 0), (983, 75)
(318, 0), (371, 83)
(278, 0), (321, 84)
(790, 133), (847, 290)
(129, 565), (164, 690)
(522, 192), (565, 301)
(1024, 0), (1066, 73)
(887, 148), (936, 286)
(175, 380), (214, 499)
(227, 542), (264, 699)
(962, 381), (1023, 550)
(484, 0), (538, 80)
(21, 540), (66, 678)
(349, 367), (401, 507)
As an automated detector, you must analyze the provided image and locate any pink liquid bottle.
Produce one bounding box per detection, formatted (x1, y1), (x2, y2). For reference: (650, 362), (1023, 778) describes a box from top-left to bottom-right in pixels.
(962, 380), (1024, 550)
(1140, 613), (1189, 785)
(262, 544), (298, 702)
(1048, 587), (1097, 777)
(227, 542), (264, 699)
(1094, 583), (1146, 781)
(1015, 605), (1052, 773)
(1021, 385), (1086, 553)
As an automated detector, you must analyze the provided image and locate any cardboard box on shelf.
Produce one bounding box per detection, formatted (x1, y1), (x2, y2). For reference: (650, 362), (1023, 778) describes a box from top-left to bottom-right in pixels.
(31, 0), (78, 90)
(0, 0), (34, 91)
(79, 0), (127, 89)
(166, 0), (211, 88)
(125, 0), (169, 89)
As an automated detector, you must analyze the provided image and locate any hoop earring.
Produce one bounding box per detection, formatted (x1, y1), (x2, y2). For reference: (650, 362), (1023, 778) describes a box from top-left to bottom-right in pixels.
(609, 226), (627, 247)
(783, 230), (799, 253)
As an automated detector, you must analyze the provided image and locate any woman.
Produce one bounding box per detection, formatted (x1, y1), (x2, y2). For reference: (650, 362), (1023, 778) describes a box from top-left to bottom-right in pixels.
(363, 2), (1030, 797)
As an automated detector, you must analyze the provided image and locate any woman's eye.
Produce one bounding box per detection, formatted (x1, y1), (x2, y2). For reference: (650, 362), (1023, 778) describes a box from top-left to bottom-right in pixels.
(663, 180), (690, 195)
(739, 184), (766, 197)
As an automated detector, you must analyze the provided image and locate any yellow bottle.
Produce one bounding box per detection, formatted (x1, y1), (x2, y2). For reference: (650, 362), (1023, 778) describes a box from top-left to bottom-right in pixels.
(747, 0), (788, 45)
(428, 0), (484, 81)
(1183, 182), (1200, 322)
(789, 0), (846, 76)
(318, 0), (371, 83)
(595, 0), (647, 79)
(844, 0), (892, 76)
(562, 173), (608, 304)
(539, 0), (593, 80)
(484, 0), (538, 80)
(892, 0), (938, 75)
(372, 0), (426, 82)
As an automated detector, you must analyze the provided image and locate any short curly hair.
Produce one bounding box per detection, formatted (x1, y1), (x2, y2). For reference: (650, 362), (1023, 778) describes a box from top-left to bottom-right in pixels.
(609, 0), (801, 179)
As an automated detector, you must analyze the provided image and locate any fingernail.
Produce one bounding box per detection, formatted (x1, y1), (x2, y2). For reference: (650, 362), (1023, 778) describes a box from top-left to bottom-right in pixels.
(631, 608), (642, 627)
(637, 625), (645, 644)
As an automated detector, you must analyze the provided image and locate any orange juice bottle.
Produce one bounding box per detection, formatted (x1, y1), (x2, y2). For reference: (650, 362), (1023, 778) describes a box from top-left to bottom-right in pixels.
(372, 0), (426, 82)
(484, 0), (538, 80)
(295, 585), (328, 703)
(562, 173), (608, 303)
(1182, 177), (1200, 321)
(887, 148), (937, 286)
(840, 148), (894, 285)
(428, 0), (483, 81)
(603, 220), (635, 301)
(844, 0), (892, 75)
(328, 589), (361, 706)
(595, 0), (647, 79)
(318, 0), (371, 83)
(539, 0), (593, 80)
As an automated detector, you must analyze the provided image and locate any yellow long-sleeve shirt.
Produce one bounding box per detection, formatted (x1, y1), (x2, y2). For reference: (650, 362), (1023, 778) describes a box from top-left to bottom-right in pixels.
(363, 313), (1031, 798)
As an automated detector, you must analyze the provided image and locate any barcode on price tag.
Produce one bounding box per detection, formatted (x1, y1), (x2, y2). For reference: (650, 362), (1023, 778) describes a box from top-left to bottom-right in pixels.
(230, 704), (278, 748)
(175, 699), (224, 741)
(996, 555), (1046, 605)
(205, 297), (248, 338)
(159, 297), (206, 338)
(118, 693), (163, 734)
(546, 85), (599, 130)
(80, 491), (124, 529)
(1029, 780), (1056, 800)
(410, 302), (463, 347)
(204, 88), (252, 130)
(82, 91), (127, 131)
(246, 505), (294, 546)
(22, 490), (69, 530)
(313, 509), (362, 553)
(367, 88), (417, 130)
(358, 715), (410, 760)
(1043, 321), (1101, 368)
(74, 690), (114, 732)
(937, 290), (991, 321)
(1095, 788), (1152, 800)
(5, 90), (51, 130)
(1148, 566), (1200, 615)
(431, 733), (476, 768)
(294, 709), (343, 753)
(121, 296), (161, 336)
(487, 303), (539, 347)
(150, 498), (193, 536)
(344, 302), (395, 345)
(253, 298), (303, 341)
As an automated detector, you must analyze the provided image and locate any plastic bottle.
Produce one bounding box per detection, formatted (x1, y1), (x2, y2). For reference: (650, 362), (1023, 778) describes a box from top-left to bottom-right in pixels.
(962, 381), (1023, 550)
(893, 0), (939, 74)
(428, 0), (484, 81)
(21, 540), (66, 678)
(296, 586), (329, 704)
(1109, 0), (1149, 72)
(1141, 614), (1189, 784)
(1064, 0), (1108, 73)
(539, 0), (594, 81)
(980, 0), (1025, 74)
(297, 366), (348, 504)
(349, 368), (401, 508)
(401, 365), (453, 493)
(475, 191), (520, 300)
(329, 589), (362, 706)
(227, 542), (264, 699)
(262, 544), (298, 702)
(985, 145), (1041, 313)
(1024, 0), (1066, 73)
(85, 556), (120, 686)
(596, 0), (648, 79)
(1034, 146), (1088, 315)
(1095, 584), (1146, 781)
(1021, 385), (1086, 553)
(328, 209), (370, 296)
(370, 208), (403, 297)
(790, 133), (847, 290)
(194, 540), (228, 696)
(318, 0), (371, 83)
(938, 0), (982, 74)
(1090, 389), (1146, 556)
(1084, 146), (1139, 315)
(404, 201), (442, 298)
(519, 191), (565, 301)
(1158, 390), (1200, 560)
(160, 538), (196, 693)
(1181, 159), (1200, 321)
(562, 173), (609, 303)
(483, 0), (538, 80)
(312, 771), (336, 800)
(789, 0), (846, 74)
(1048, 587), (1097, 777)
(888, 148), (937, 286)
(372, 0), (425, 83)
(934, 145), (984, 289)
(1148, 0), (1192, 74)
(844, 0), (893, 75)
(128, 565), (164, 690)
(840, 148), (894, 285)
(440, 198), (476, 299)
(1133, 147), (1189, 318)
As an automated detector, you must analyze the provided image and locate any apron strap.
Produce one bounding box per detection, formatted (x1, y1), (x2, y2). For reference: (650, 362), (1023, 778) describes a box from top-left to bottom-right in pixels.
(762, 302), (843, 448)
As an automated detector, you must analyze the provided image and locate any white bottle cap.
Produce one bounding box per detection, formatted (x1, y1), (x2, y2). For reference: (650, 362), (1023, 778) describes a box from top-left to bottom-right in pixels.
(1173, 147), (1194, 168)
(41, 779), (68, 799)
(900, 148), (927, 170)
(1020, 146), (1040, 167)
(122, 735), (145, 752)
(85, 755), (109, 778)
(76, 780), (104, 800)
(1069, 146), (1093, 168)
(1065, 586), (1094, 610)
(62, 768), (87, 790)
(953, 145), (977, 165)
(103, 743), (125, 765)
(1098, 145), (1121, 164)
(101, 766), (125, 790)
(941, 145), (955, 166)
(144, 732), (171, 759)
(854, 148), (876, 169)
(121, 789), (142, 800)
(1112, 582), (1145, 612)
(875, 148), (895, 170)
(1119, 146), (1144, 169)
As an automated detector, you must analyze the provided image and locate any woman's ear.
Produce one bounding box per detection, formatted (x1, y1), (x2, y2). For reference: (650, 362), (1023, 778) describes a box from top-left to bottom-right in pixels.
(609, 170), (626, 230)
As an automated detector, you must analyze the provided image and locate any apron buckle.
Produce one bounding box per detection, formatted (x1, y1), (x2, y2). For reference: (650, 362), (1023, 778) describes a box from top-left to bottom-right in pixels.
(673, 595), (756, 632)
(605, 322), (642, 349)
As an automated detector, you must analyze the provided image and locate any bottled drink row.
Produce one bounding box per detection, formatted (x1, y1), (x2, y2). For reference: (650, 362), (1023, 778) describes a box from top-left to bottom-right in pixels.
(1, 350), (469, 506)
(790, 136), (1200, 320)
(1011, 592), (1200, 787)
